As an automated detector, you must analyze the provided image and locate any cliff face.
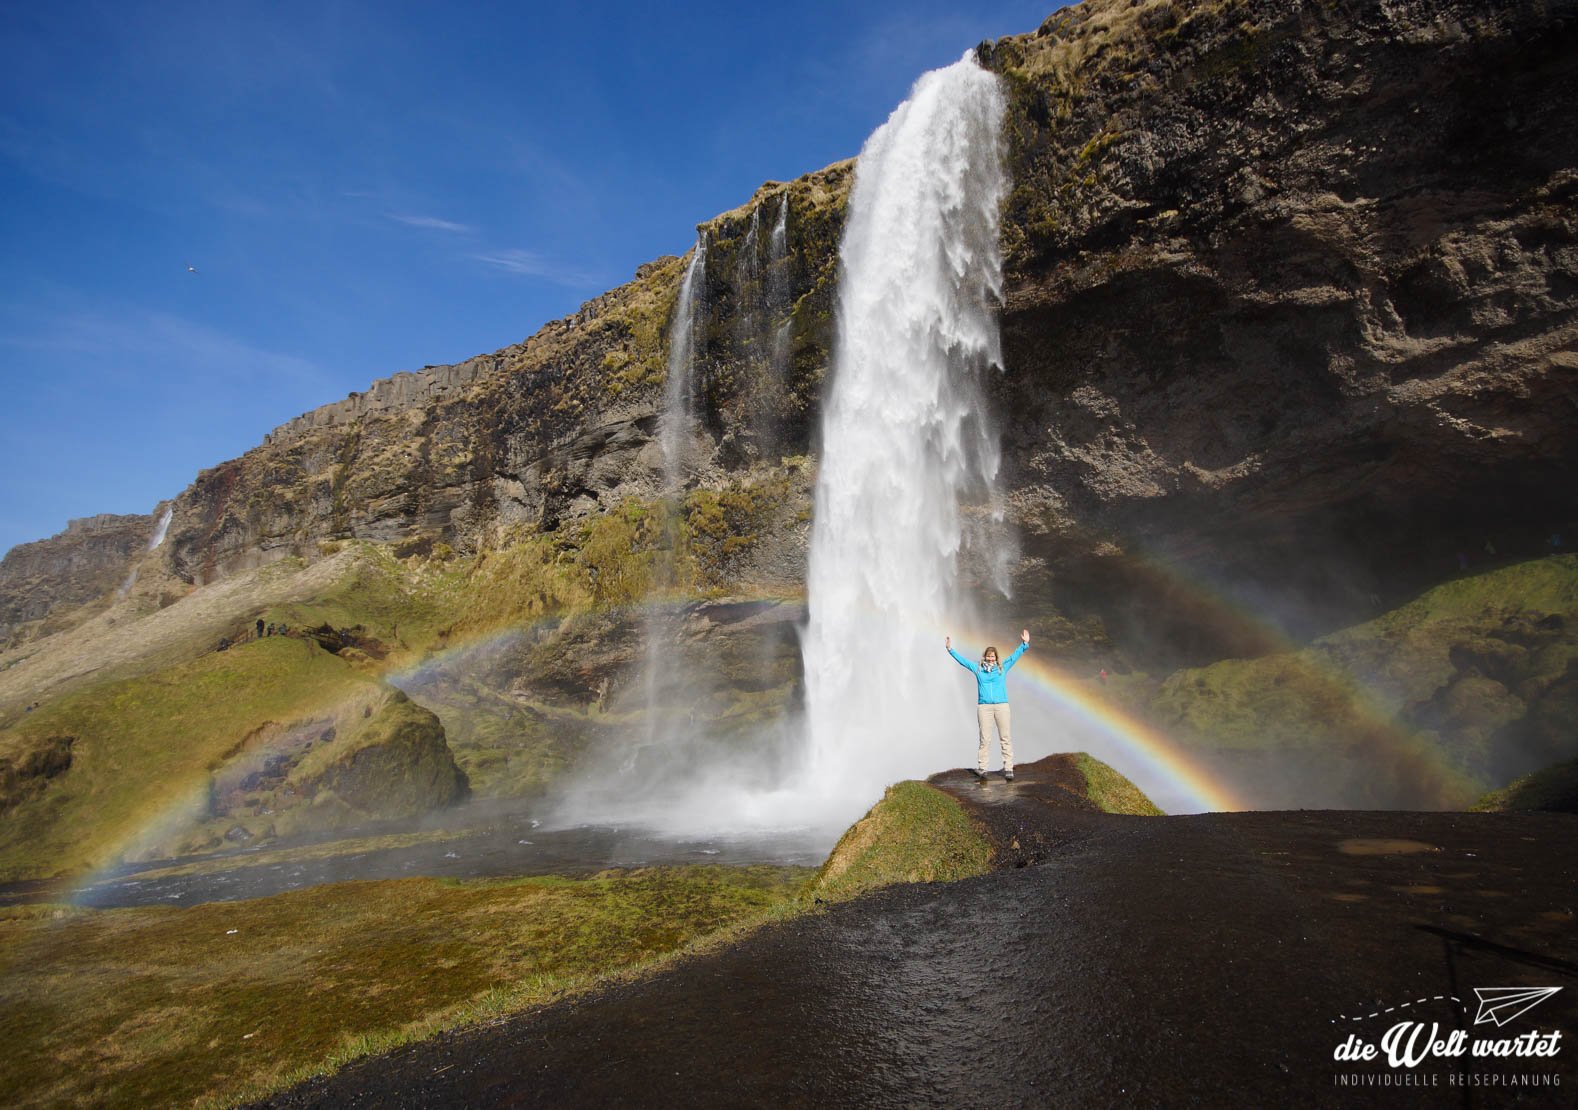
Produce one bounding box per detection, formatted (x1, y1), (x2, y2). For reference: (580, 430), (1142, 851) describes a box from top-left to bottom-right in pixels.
(8, 0), (1578, 661)
(980, 0), (1578, 643)
(0, 514), (155, 645)
(149, 161), (852, 589)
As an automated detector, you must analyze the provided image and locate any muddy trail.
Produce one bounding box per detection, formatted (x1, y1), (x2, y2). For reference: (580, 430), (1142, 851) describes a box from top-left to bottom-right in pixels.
(259, 757), (1578, 1108)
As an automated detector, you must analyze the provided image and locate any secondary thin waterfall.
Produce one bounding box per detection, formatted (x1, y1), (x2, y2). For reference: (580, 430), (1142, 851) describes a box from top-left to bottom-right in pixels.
(800, 53), (1009, 802)
(634, 235), (709, 770)
(118, 504), (174, 598)
(660, 238), (707, 487)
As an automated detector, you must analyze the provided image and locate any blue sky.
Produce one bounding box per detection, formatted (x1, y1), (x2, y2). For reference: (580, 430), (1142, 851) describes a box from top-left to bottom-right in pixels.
(0, 0), (1058, 555)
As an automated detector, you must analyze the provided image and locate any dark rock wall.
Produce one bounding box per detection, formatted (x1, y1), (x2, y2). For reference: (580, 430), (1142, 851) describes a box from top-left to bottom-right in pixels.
(0, 514), (154, 643)
(9, 0), (1578, 662)
(982, 0), (1578, 644)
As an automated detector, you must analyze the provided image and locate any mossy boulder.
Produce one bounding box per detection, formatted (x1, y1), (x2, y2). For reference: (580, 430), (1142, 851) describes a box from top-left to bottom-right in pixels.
(289, 691), (468, 825)
(1141, 557), (1578, 809)
(1073, 752), (1164, 816)
(813, 781), (991, 903)
(1473, 757), (1578, 814)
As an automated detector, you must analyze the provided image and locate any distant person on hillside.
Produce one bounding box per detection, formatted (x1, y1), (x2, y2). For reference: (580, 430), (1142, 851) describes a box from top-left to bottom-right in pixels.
(256, 618), (265, 639)
(946, 629), (1030, 783)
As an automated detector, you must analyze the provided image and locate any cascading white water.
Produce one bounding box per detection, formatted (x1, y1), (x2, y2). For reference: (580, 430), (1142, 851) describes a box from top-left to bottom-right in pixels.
(660, 238), (707, 485)
(799, 53), (1009, 805)
(735, 206), (762, 367)
(118, 504), (174, 598)
(148, 505), (173, 549)
(550, 53), (1009, 841)
(766, 195), (792, 433)
(640, 235), (708, 757)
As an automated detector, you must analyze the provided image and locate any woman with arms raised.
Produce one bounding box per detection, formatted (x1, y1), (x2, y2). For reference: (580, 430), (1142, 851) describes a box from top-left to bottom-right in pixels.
(946, 629), (1029, 783)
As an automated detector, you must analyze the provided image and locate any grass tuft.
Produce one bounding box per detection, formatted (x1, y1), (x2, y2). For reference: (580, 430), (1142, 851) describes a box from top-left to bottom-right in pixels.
(813, 780), (991, 902)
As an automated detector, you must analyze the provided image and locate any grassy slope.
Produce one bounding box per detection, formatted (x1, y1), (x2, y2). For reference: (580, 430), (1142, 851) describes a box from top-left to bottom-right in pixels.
(0, 866), (809, 1109)
(0, 542), (530, 881)
(1074, 752), (1165, 815)
(0, 637), (377, 880)
(813, 781), (992, 902)
(1144, 556), (1578, 804)
(1473, 757), (1578, 813)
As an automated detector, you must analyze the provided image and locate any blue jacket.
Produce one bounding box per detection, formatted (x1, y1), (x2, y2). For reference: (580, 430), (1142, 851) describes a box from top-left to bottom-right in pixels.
(948, 641), (1027, 704)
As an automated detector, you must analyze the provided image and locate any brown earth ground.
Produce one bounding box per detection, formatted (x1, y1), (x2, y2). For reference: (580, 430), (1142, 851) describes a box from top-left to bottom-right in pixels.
(258, 756), (1578, 1108)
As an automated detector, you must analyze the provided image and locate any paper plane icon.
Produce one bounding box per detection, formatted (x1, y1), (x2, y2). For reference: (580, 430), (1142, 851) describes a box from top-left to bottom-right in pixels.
(1473, 986), (1562, 1027)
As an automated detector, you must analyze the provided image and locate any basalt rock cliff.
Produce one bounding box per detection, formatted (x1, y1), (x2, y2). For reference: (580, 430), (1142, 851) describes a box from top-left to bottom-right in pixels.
(1, 0), (1576, 807)
(7, 0), (1561, 653)
(0, 513), (157, 645)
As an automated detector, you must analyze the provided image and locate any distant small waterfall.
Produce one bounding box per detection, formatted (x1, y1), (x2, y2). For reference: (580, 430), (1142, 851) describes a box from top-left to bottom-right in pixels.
(799, 53), (1009, 802)
(767, 194), (792, 397)
(639, 236), (708, 762)
(736, 194), (793, 457)
(148, 505), (173, 549)
(660, 238), (707, 488)
(118, 504), (173, 598)
(735, 206), (763, 377)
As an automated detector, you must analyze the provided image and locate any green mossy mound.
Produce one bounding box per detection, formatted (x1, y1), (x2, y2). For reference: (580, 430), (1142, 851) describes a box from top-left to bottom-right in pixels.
(813, 781), (991, 903)
(0, 632), (470, 881)
(1142, 556), (1578, 808)
(290, 691), (468, 825)
(1073, 752), (1165, 815)
(1473, 757), (1578, 814)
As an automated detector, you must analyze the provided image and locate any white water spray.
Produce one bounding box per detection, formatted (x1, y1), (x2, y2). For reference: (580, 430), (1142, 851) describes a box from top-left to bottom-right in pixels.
(550, 54), (1009, 842)
(767, 194), (793, 436)
(639, 236), (709, 762)
(799, 54), (1009, 810)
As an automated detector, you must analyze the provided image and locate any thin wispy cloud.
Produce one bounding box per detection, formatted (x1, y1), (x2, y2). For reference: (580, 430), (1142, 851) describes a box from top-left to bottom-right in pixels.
(0, 308), (329, 391)
(387, 212), (474, 234)
(471, 248), (601, 287)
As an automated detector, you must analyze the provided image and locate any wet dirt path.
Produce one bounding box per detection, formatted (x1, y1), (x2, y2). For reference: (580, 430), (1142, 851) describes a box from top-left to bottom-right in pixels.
(260, 759), (1578, 1108)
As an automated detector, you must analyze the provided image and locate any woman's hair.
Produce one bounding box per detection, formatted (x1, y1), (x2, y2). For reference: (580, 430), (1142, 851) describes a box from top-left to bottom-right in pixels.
(982, 646), (999, 666)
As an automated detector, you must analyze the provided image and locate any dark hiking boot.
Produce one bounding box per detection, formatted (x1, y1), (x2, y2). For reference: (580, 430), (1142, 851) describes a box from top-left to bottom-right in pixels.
(973, 768), (989, 783)
(1003, 770), (1015, 782)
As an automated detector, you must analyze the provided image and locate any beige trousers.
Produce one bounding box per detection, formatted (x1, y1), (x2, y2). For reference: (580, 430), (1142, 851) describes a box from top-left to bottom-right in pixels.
(976, 703), (1012, 773)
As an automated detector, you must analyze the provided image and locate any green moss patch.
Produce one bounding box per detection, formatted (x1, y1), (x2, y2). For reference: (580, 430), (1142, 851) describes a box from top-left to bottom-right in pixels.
(1473, 757), (1578, 814)
(813, 781), (991, 903)
(1073, 752), (1165, 815)
(1145, 557), (1578, 807)
(0, 637), (377, 881)
(0, 865), (810, 1109)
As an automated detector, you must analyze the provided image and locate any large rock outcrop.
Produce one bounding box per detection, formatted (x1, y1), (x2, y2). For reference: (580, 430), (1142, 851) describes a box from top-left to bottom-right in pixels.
(5, 0), (1576, 671)
(981, 0), (1578, 645)
(0, 513), (156, 645)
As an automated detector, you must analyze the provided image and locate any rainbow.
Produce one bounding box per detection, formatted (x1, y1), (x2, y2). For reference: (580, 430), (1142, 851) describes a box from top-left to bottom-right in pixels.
(1005, 652), (1247, 812)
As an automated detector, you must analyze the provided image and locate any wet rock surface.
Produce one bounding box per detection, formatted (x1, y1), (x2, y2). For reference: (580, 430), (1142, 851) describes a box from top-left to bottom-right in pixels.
(258, 763), (1577, 1108)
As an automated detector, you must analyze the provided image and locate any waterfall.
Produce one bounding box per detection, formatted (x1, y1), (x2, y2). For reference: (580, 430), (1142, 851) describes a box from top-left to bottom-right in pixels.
(765, 195), (792, 453)
(148, 505), (173, 549)
(735, 206), (762, 379)
(660, 238), (707, 487)
(551, 54), (1008, 841)
(636, 236), (707, 769)
(118, 504), (174, 598)
(799, 53), (1009, 802)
